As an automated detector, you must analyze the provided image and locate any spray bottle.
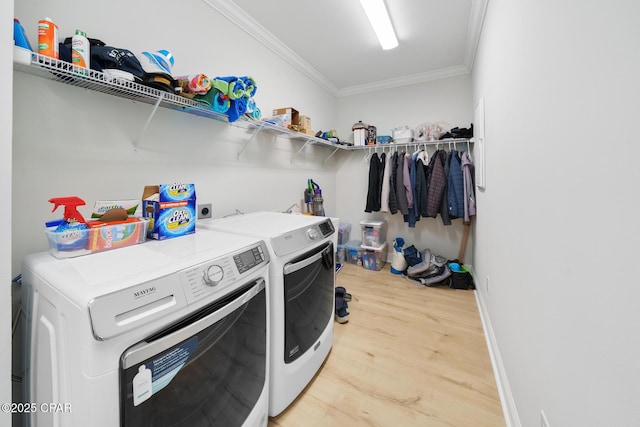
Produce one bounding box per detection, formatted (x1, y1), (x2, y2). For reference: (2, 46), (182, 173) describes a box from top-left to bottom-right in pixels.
(48, 196), (89, 252)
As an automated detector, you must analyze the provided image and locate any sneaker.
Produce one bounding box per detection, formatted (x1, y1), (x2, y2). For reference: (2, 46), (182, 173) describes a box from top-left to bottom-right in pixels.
(335, 286), (352, 302)
(335, 304), (349, 323)
(335, 294), (349, 324)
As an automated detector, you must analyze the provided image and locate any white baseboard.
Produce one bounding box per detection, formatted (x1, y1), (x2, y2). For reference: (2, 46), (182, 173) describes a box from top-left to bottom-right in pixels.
(474, 287), (521, 427)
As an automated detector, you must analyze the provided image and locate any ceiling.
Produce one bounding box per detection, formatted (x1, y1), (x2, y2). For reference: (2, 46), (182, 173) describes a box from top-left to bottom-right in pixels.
(203, 0), (488, 97)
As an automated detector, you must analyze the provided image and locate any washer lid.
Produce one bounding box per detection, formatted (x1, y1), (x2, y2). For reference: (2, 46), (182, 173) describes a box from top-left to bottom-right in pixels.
(201, 212), (328, 236)
(23, 229), (263, 303)
(199, 212), (335, 256)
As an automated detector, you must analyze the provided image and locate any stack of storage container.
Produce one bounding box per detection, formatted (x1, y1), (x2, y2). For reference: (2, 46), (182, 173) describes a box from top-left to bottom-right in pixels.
(335, 222), (352, 265)
(360, 219), (388, 271)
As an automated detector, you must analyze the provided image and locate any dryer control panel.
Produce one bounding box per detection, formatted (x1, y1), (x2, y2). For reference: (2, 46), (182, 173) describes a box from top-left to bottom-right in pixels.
(270, 219), (335, 257)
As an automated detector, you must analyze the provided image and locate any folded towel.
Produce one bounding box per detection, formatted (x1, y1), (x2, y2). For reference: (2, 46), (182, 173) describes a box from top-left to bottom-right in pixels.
(227, 97), (247, 122)
(175, 74), (211, 95)
(213, 92), (230, 114)
(193, 88), (215, 107)
(241, 76), (257, 98)
(216, 76), (245, 100)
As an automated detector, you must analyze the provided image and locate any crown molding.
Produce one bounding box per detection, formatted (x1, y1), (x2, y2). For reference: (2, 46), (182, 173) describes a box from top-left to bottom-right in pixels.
(201, 0), (338, 95)
(203, 0), (488, 98)
(337, 65), (471, 97)
(464, 0), (490, 71)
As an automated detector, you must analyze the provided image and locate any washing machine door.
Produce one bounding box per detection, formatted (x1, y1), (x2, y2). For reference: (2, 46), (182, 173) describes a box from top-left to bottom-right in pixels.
(119, 279), (266, 427)
(283, 242), (335, 363)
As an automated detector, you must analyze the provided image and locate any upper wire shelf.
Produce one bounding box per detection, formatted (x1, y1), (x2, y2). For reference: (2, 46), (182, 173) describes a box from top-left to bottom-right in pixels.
(13, 51), (471, 161)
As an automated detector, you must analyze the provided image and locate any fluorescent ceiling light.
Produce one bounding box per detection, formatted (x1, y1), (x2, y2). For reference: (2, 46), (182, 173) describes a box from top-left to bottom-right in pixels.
(360, 0), (398, 50)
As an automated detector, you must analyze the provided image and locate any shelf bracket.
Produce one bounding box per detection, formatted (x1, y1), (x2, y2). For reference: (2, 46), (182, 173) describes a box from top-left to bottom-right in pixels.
(322, 147), (340, 166)
(290, 138), (313, 164)
(133, 93), (164, 148)
(237, 123), (264, 159)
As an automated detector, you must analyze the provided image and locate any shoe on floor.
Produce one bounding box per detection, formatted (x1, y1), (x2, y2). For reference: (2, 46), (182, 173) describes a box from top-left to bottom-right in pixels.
(335, 305), (349, 323)
(335, 286), (352, 302)
(335, 296), (349, 324)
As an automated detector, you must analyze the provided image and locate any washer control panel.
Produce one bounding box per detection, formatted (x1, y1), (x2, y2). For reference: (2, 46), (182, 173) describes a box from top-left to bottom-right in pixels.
(234, 245), (266, 274)
(179, 241), (269, 304)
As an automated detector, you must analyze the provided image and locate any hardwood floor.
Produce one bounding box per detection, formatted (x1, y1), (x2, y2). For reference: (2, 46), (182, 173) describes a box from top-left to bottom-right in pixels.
(268, 263), (505, 427)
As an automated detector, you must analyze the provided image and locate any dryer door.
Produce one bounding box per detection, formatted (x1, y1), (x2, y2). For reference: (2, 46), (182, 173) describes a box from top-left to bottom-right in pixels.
(283, 242), (335, 363)
(119, 279), (266, 427)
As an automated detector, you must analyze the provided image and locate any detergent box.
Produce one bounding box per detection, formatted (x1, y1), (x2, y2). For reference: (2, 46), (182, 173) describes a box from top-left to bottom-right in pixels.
(142, 183), (196, 240)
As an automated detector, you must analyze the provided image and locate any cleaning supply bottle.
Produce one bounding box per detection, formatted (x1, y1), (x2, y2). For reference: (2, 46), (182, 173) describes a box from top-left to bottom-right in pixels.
(48, 196), (89, 252)
(71, 29), (90, 69)
(390, 237), (407, 274)
(37, 17), (59, 59)
(13, 19), (33, 51)
(49, 196), (87, 225)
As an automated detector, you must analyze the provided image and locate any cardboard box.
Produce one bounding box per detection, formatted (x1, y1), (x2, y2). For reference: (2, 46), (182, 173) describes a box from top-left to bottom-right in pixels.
(142, 183), (196, 240)
(300, 129), (315, 136)
(299, 115), (312, 130)
(272, 107), (299, 127)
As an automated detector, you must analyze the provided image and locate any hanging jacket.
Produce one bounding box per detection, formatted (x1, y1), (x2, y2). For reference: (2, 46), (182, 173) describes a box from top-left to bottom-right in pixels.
(426, 150), (447, 217)
(396, 151), (409, 215)
(377, 152), (386, 211)
(389, 151), (399, 214)
(403, 152), (413, 211)
(380, 152), (391, 212)
(439, 151), (452, 225)
(414, 151), (429, 218)
(461, 151), (476, 223)
(447, 150), (464, 218)
(364, 153), (382, 212)
(405, 152), (419, 227)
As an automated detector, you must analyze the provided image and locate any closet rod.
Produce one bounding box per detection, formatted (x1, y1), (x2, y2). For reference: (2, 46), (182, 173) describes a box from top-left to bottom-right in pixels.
(346, 137), (472, 151)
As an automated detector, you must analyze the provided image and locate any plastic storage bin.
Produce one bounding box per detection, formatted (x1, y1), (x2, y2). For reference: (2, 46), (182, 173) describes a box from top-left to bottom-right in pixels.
(45, 218), (149, 259)
(344, 240), (363, 265)
(362, 242), (388, 271)
(360, 220), (387, 248)
(338, 222), (351, 245)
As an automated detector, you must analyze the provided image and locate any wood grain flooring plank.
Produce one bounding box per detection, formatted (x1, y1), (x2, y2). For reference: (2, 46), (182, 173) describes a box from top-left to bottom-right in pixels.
(268, 263), (504, 427)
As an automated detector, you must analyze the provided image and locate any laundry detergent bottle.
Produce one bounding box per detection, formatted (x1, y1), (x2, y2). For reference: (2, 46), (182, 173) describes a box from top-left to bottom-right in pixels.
(37, 17), (59, 58)
(71, 29), (90, 69)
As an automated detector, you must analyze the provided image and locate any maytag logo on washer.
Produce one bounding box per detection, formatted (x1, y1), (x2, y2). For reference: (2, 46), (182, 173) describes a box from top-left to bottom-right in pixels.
(133, 286), (157, 299)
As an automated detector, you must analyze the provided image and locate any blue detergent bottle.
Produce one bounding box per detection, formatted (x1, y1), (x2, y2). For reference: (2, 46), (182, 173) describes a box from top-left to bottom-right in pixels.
(14, 18), (33, 51)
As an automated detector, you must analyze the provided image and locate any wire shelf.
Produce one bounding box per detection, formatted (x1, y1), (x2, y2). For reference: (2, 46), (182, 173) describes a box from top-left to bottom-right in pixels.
(14, 52), (230, 123)
(13, 51), (472, 161)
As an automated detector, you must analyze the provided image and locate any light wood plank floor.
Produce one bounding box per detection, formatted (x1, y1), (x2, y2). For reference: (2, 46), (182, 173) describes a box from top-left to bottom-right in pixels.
(268, 263), (504, 427)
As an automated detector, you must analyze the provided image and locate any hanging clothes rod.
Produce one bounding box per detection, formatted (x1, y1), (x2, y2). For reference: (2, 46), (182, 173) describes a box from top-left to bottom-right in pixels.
(348, 137), (472, 152)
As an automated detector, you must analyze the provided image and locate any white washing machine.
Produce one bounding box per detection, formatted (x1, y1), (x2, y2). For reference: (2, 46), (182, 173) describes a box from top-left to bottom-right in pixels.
(199, 212), (335, 416)
(21, 228), (271, 427)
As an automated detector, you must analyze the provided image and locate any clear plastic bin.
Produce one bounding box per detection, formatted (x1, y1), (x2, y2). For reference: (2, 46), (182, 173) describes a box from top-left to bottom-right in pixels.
(360, 220), (387, 248)
(344, 240), (363, 266)
(338, 222), (351, 245)
(45, 218), (149, 259)
(362, 242), (388, 271)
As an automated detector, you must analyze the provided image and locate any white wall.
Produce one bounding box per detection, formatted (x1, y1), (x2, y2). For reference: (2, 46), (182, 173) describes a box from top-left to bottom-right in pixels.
(335, 75), (474, 262)
(12, 0), (340, 276)
(472, 1), (640, 426)
(3, 3), (13, 427)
